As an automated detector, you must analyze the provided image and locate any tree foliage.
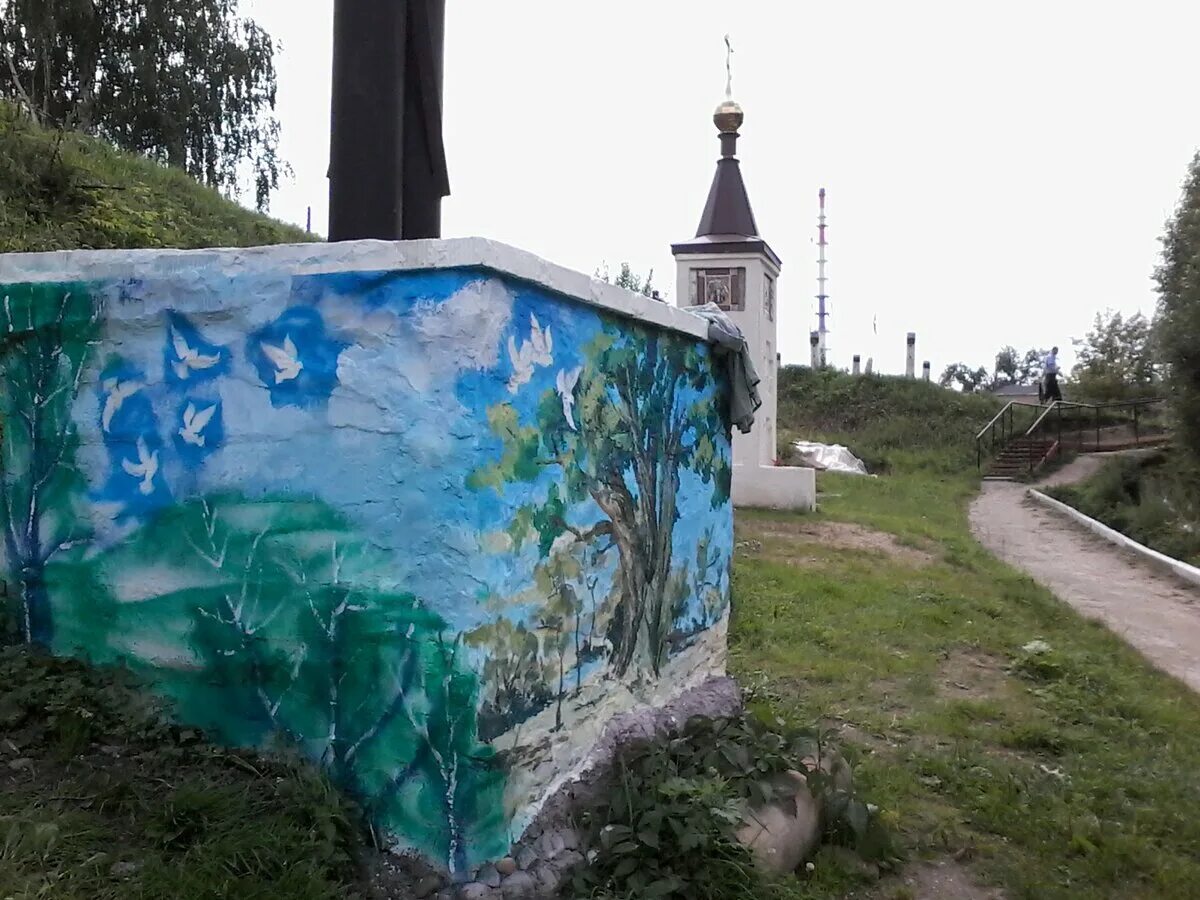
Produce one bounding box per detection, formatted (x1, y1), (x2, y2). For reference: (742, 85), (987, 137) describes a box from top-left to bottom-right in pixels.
(1070, 310), (1157, 402)
(597, 262), (660, 299)
(1156, 151), (1200, 459)
(0, 0), (284, 209)
(939, 362), (990, 394)
(993, 346), (1020, 386)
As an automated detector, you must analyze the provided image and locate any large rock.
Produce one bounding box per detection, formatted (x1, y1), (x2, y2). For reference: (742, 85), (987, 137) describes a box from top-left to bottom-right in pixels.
(734, 769), (821, 875)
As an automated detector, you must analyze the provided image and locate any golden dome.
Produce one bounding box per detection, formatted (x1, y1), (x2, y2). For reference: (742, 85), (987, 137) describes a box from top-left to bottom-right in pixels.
(714, 98), (744, 134)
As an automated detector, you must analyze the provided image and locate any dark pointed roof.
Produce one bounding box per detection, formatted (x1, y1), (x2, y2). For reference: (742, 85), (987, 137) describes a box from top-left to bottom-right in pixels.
(696, 154), (758, 238)
(672, 105), (781, 269)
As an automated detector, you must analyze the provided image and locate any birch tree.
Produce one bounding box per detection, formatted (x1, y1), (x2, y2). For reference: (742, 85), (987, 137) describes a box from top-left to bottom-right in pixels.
(0, 283), (100, 645)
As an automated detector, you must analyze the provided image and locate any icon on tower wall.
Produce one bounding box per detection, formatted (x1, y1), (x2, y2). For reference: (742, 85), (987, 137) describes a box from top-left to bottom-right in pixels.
(690, 268), (746, 310)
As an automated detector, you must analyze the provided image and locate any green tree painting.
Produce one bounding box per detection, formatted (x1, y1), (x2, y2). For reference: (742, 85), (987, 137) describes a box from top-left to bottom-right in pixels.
(471, 326), (731, 681)
(0, 282), (101, 645)
(46, 492), (508, 874)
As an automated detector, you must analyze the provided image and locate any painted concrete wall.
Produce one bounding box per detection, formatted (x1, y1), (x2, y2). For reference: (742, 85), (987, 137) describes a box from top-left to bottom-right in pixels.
(0, 239), (734, 876)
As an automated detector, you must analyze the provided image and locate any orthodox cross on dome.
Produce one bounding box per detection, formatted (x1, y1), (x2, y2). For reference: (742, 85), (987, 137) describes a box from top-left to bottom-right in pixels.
(724, 34), (734, 99)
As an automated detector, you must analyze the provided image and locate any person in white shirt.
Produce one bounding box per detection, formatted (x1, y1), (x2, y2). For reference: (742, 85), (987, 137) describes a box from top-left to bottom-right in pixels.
(1043, 346), (1062, 402)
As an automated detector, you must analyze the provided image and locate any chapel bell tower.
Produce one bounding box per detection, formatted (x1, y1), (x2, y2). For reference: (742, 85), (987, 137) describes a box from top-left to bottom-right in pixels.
(671, 77), (814, 510)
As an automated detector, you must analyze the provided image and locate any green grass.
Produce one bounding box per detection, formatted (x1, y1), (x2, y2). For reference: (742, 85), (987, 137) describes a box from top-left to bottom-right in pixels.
(0, 103), (311, 252)
(1049, 448), (1200, 567)
(0, 647), (367, 899)
(730, 469), (1200, 899)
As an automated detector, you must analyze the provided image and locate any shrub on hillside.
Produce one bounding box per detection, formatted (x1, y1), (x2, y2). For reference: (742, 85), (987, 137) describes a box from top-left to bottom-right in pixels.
(1050, 450), (1200, 566)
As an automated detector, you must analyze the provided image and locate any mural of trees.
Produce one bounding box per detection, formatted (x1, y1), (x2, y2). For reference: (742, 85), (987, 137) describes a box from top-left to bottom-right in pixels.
(471, 326), (731, 680)
(0, 284), (100, 645)
(49, 492), (507, 874)
(1, 267), (733, 879)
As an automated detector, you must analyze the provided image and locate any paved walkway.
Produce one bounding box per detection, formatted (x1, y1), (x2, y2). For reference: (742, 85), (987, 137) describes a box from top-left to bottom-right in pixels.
(969, 455), (1200, 693)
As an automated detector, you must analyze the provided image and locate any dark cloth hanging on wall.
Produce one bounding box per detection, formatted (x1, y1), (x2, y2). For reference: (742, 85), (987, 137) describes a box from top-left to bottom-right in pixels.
(688, 303), (761, 434)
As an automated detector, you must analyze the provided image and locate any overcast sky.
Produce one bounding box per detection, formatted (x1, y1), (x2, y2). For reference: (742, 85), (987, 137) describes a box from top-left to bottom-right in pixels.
(244, 0), (1200, 376)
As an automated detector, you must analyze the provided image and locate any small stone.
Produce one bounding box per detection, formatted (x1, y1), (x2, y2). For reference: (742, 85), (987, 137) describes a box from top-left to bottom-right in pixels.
(435, 891), (454, 900)
(514, 846), (537, 870)
(495, 857), (518, 877)
(500, 870), (536, 900)
(109, 861), (141, 878)
(555, 849), (585, 873)
(534, 832), (557, 859)
(735, 769), (821, 875)
(476, 864), (502, 888)
(559, 830), (580, 851)
(7, 757), (32, 772)
(531, 864), (559, 895)
(415, 875), (445, 898)
(455, 884), (496, 900)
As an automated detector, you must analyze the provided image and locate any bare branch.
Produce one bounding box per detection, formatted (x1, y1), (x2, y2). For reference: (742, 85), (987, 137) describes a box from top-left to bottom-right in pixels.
(1, 38), (40, 126)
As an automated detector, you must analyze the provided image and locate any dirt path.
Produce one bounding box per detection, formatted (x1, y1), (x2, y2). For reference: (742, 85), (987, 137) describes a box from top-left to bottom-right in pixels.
(970, 454), (1200, 693)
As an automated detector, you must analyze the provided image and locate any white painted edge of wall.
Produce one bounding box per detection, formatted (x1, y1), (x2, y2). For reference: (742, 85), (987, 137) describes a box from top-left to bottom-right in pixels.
(0, 236), (711, 342)
(1028, 489), (1200, 589)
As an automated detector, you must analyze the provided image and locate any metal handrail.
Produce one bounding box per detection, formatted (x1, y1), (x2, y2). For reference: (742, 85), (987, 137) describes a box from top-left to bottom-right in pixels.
(975, 400), (1046, 442)
(1024, 397), (1163, 440)
(976, 397), (1166, 472)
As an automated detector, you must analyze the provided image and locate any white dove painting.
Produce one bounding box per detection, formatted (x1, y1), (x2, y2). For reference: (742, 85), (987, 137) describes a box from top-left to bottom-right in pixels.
(170, 326), (222, 381)
(100, 376), (143, 433)
(506, 314), (554, 393)
(262, 335), (303, 384)
(178, 403), (218, 448)
(555, 366), (583, 430)
(121, 437), (160, 495)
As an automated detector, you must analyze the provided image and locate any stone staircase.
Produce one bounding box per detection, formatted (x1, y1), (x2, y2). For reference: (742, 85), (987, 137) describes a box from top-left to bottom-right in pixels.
(983, 437), (1058, 481)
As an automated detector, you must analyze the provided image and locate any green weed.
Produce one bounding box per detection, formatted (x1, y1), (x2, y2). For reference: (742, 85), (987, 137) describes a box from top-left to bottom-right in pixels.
(0, 648), (365, 899)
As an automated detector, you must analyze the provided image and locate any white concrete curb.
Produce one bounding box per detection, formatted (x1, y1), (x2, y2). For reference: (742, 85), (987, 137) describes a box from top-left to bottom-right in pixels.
(1028, 489), (1200, 589)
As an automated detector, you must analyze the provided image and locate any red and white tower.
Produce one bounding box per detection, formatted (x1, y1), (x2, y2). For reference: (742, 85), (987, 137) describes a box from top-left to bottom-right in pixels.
(816, 188), (829, 368)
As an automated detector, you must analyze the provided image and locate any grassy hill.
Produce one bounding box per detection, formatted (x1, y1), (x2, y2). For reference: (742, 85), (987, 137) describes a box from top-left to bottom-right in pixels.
(741, 370), (1200, 899)
(778, 366), (1003, 475)
(0, 103), (310, 253)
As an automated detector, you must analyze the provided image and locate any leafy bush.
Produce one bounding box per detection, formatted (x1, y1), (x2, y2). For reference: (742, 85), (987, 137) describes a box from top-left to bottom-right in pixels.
(1048, 449), (1200, 565)
(570, 714), (895, 899)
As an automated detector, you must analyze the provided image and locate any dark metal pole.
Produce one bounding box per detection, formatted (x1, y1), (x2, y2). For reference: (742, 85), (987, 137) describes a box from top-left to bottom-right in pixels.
(1095, 405), (1101, 450)
(402, 0), (449, 239)
(1134, 404), (1140, 447)
(329, 0), (448, 241)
